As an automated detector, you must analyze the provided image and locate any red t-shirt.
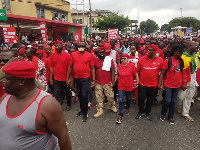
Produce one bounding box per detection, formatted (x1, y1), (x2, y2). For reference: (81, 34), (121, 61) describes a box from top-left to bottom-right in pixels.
(94, 58), (115, 85)
(137, 55), (163, 88)
(117, 63), (137, 91)
(31, 55), (38, 70)
(105, 51), (120, 60)
(71, 51), (94, 79)
(50, 51), (71, 81)
(162, 57), (182, 88)
(143, 48), (164, 59)
(44, 55), (51, 82)
(129, 53), (142, 67)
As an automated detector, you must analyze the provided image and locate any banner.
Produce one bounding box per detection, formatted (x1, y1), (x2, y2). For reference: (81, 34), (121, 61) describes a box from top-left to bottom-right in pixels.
(108, 29), (118, 41)
(39, 22), (48, 43)
(3, 27), (18, 43)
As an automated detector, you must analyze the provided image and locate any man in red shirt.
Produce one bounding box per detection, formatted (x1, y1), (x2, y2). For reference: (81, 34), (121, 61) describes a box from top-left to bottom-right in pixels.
(50, 40), (72, 111)
(93, 47), (117, 118)
(136, 45), (163, 121)
(67, 41), (95, 122)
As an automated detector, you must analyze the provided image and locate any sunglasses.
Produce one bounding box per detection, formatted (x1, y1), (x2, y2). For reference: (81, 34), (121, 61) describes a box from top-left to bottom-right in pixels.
(0, 59), (9, 63)
(121, 57), (127, 60)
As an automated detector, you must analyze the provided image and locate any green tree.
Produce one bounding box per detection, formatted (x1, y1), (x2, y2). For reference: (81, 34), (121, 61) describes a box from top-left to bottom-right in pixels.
(169, 17), (200, 32)
(140, 19), (159, 34)
(160, 23), (171, 33)
(93, 13), (130, 31)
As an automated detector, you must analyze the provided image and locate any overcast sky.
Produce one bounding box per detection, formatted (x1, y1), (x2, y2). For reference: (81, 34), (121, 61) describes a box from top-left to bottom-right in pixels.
(68, 0), (200, 27)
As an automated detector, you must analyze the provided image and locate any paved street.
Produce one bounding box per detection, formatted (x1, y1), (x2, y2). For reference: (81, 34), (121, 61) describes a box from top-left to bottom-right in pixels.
(61, 93), (200, 150)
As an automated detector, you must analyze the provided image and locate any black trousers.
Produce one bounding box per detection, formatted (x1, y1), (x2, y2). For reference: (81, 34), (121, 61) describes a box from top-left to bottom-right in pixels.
(54, 80), (72, 106)
(138, 85), (157, 114)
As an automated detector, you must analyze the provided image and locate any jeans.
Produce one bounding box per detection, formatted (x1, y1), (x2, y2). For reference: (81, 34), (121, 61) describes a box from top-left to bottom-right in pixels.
(118, 90), (132, 117)
(47, 82), (54, 96)
(75, 78), (90, 115)
(138, 85), (157, 115)
(54, 80), (72, 106)
(161, 87), (180, 119)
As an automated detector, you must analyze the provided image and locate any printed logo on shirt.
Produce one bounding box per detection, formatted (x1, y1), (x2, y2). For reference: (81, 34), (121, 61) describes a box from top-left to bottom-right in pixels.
(173, 65), (181, 72)
(18, 125), (24, 129)
(153, 62), (160, 65)
(143, 66), (158, 70)
(156, 53), (160, 56)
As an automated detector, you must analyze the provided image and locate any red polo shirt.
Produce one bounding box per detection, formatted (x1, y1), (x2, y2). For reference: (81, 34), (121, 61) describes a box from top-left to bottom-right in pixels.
(50, 51), (71, 81)
(162, 56), (182, 88)
(137, 55), (163, 88)
(117, 63), (137, 91)
(94, 58), (115, 85)
(71, 51), (94, 79)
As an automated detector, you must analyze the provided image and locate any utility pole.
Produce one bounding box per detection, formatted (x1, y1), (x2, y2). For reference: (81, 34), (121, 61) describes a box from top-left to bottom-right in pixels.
(76, 0), (78, 24)
(180, 8), (182, 18)
(89, 0), (92, 40)
(82, 0), (84, 25)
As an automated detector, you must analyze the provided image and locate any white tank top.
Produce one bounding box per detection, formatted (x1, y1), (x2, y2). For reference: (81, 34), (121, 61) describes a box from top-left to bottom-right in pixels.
(0, 89), (57, 150)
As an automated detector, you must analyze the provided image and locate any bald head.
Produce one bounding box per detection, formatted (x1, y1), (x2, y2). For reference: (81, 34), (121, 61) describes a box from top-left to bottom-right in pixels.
(186, 41), (197, 53)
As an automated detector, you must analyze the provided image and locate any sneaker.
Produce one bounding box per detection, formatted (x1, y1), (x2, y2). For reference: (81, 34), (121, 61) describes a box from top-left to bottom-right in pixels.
(183, 115), (194, 122)
(125, 109), (129, 116)
(116, 116), (123, 124)
(132, 98), (136, 104)
(169, 119), (175, 125)
(77, 111), (83, 117)
(145, 114), (153, 121)
(82, 114), (88, 122)
(160, 114), (165, 121)
(135, 112), (144, 119)
(88, 102), (91, 109)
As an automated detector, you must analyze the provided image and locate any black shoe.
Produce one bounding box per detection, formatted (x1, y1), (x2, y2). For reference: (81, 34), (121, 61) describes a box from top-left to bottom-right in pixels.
(135, 112), (144, 119)
(82, 114), (88, 122)
(77, 111), (83, 117)
(132, 98), (136, 104)
(145, 114), (153, 121)
(169, 119), (175, 125)
(160, 114), (165, 121)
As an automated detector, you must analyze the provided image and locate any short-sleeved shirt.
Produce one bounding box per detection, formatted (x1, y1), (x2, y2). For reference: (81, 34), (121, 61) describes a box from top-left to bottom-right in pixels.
(50, 51), (71, 81)
(137, 55), (163, 88)
(71, 51), (94, 79)
(44, 55), (51, 82)
(162, 56), (182, 88)
(94, 58), (115, 85)
(117, 63), (137, 91)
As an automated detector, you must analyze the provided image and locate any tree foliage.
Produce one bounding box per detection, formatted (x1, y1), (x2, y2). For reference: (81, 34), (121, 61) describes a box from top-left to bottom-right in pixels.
(160, 24), (171, 33)
(140, 19), (159, 34)
(93, 13), (130, 31)
(168, 17), (200, 32)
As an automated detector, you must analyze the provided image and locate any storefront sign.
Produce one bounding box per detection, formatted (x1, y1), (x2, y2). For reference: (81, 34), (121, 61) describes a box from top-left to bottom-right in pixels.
(0, 9), (7, 21)
(39, 22), (48, 43)
(108, 29), (118, 41)
(3, 27), (18, 43)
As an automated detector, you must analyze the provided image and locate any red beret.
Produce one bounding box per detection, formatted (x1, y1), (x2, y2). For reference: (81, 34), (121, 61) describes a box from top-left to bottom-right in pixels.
(96, 47), (105, 53)
(104, 43), (111, 53)
(36, 50), (44, 54)
(147, 44), (157, 50)
(139, 39), (144, 44)
(54, 40), (62, 44)
(121, 54), (130, 58)
(2, 61), (36, 78)
(19, 48), (25, 54)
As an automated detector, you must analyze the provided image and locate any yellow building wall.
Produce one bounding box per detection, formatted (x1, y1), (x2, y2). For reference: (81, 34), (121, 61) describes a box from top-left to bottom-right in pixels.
(9, 0), (71, 22)
(0, 2), (2, 9)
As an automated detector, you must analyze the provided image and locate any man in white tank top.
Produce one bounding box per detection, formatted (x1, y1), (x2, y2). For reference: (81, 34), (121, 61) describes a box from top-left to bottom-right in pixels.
(0, 60), (72, 150)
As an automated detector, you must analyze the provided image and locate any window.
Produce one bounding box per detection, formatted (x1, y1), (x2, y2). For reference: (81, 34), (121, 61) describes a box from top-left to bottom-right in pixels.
(36, 6), (45, 18)
(52, 10), (68, 22)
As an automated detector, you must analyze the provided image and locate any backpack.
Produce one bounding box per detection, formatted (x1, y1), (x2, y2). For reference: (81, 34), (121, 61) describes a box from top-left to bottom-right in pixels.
(164, 57), (184, 79)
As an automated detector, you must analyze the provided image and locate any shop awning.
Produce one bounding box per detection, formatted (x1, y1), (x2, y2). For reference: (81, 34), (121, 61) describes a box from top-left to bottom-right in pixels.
(0, 13), (85, 28)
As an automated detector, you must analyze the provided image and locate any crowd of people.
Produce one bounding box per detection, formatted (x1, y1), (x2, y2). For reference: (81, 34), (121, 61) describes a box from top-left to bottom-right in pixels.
(0, 35), (200, 149)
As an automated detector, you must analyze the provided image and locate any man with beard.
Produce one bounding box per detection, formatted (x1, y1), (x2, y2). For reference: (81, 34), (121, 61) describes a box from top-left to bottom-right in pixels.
(67, 41), (95, 122)
(0, 61), (72, 150)
(93, 47), (117, 118)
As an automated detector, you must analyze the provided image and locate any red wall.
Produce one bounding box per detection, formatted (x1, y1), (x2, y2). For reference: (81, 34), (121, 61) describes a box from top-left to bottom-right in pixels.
(52, 26), (82, 43)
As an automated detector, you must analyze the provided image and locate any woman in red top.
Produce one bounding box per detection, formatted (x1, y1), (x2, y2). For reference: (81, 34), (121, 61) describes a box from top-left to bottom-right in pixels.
(116, 54), (139, 124)
(158, 44), (184, 125)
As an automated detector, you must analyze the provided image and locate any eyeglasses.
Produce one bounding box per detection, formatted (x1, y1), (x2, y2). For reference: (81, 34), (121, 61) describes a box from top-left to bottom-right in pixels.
(121, 57), (127, 60)
(0, 59), (9, 63)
